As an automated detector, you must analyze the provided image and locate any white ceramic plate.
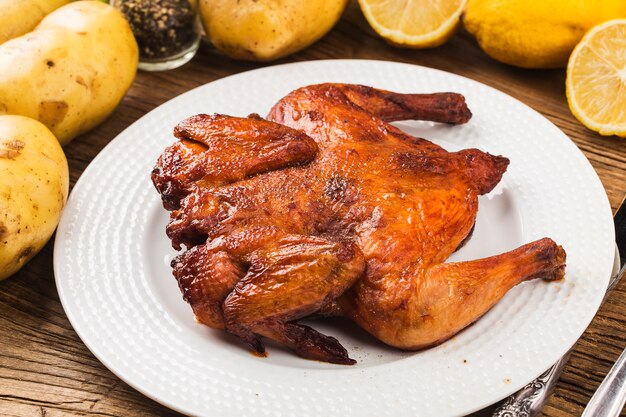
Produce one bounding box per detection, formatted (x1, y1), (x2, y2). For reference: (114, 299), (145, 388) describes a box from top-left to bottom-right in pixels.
(54, 60), (615, 417)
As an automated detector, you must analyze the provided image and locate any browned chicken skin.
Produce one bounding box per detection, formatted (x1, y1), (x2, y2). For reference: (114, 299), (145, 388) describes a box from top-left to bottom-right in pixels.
(152, 83), (566, 364)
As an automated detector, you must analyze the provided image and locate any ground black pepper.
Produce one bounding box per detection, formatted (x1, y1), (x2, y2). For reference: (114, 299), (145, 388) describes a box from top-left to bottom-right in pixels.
(117, 0), (197, 60)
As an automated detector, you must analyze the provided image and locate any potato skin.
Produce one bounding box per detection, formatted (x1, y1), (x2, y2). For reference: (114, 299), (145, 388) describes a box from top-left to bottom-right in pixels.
(200, 0), (349, 61)
(0, 1), (139, 146)
(0, 116), (69, 280)
(0, 0), (70, 45)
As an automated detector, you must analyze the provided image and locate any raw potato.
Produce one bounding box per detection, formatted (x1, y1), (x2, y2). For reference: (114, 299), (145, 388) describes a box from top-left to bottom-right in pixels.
(0, 115), (69, 280)
(200, 0), (348, 61)
(0, 0), (70, 45)
(0, 1), (139, 146)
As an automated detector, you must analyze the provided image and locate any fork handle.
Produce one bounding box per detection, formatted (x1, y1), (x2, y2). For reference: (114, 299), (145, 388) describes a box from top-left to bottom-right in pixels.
(582, 348), (626, 417)
(492, 353), (569, 417)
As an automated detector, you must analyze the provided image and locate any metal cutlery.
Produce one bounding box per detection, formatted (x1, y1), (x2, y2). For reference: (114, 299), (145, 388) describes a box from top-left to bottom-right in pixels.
(581, 347), (626, 417)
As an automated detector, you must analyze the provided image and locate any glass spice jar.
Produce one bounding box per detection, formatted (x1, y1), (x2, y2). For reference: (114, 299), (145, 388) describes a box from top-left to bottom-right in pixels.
(112, 0), (201, 71)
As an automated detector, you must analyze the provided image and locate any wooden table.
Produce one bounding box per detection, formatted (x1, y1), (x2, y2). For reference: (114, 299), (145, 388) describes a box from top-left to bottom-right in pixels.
(1, 3), (625, 416)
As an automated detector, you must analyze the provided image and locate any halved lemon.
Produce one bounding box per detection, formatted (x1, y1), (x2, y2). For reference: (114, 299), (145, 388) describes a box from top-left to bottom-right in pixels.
(358, 0), (466, 48)
(566, 19), (626, 137)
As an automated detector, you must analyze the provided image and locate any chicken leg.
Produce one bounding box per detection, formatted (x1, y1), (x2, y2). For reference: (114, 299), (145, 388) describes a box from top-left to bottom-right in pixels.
(339, 238), (565, 349)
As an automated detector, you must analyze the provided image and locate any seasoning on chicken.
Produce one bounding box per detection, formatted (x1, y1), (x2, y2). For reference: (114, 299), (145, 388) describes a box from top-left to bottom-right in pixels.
(152, 83), (566, 364)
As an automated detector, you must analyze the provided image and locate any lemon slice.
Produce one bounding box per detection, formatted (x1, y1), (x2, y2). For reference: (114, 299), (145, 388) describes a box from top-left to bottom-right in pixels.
(358, 0), (466, 48)
(566, 19), (626, 137)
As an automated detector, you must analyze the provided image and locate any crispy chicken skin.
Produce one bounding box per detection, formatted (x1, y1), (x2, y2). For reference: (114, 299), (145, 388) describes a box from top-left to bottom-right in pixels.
(152, 83), (566, 364)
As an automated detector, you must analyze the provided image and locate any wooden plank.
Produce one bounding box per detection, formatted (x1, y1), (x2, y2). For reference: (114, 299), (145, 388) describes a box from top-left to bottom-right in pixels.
(0, 2), (624, 416)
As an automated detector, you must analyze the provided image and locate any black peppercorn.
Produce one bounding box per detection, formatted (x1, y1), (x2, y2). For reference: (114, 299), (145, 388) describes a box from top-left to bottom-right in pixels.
(116, 0), (197, 60)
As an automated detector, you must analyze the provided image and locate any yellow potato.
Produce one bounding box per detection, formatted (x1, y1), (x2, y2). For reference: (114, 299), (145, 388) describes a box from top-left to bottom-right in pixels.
(0, 115), (69, 280)
(200, 0), (348, 61)
(0, 0), (70, 45)
(0, 1), (138, 146)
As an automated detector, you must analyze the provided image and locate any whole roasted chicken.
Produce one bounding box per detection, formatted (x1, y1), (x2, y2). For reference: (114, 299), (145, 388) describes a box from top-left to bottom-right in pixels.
(152, 83), (566, 364)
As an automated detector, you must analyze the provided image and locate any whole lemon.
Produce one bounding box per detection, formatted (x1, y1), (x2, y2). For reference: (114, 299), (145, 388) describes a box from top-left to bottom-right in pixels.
(463, 0), (626, 68)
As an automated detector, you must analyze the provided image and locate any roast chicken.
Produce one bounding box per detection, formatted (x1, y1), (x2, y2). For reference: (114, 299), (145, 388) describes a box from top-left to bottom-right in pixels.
(152, 83), (566, 365)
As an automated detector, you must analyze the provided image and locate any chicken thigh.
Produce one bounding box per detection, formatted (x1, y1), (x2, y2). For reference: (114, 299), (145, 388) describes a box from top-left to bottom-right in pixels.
(152, 83), (566, 364)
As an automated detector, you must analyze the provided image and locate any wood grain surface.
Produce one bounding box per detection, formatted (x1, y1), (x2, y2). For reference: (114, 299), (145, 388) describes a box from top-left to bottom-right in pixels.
(1, 2), (625, 416)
